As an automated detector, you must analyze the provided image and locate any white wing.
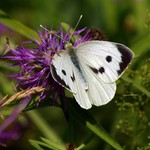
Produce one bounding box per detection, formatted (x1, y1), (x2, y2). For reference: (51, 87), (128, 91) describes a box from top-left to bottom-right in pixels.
(76, 40), (134, 83)
(50, 51), (92, 109)
(50, 40), (134, 109)
(82, 62), (116, 106)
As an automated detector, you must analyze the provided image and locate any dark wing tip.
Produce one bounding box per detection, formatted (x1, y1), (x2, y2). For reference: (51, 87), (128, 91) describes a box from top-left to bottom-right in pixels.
(115, 43), (134, 75)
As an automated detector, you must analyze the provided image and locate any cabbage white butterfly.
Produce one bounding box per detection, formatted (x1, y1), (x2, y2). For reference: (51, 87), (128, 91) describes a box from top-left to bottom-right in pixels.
(41, 16), (134, 109)
(50, 40), (134, 109)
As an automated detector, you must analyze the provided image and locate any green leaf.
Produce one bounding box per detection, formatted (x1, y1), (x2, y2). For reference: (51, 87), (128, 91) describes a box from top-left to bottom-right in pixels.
(0, 9), (40, 41)
(29, 138), (66, 150)
(29, 140), (45, 150)
(41, 137), (66, 150)
(86, 122), (124, 150)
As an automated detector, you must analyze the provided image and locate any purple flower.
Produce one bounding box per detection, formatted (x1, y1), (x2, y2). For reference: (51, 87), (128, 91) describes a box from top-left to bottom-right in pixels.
(4, 26), (92, 107)
(0, 25), (93, 147)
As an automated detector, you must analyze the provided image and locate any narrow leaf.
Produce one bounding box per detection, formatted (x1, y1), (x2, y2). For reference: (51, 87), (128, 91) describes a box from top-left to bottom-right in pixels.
(41, 137), (66, 150)
(29, 138), (66, 150)
(0, 10), (40, 41)
(29, 140), (44, 150)
(86, 122), (124, 150)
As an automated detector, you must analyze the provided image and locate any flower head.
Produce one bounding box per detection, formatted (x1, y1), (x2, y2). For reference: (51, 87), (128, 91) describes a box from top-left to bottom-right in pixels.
(4, 26), (92, 107)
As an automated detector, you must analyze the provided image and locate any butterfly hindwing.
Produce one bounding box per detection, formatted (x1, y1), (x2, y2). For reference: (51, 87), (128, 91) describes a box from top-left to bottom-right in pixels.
(82, 62), (116, 106)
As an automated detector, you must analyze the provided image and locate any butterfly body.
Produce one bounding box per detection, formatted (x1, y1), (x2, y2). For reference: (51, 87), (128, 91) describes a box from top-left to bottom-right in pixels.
(50, 40), (134, 109)
(67, 43), (88, 89)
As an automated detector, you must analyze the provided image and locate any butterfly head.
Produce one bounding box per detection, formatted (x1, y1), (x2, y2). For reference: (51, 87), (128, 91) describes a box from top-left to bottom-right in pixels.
(64, 42), (73, 51)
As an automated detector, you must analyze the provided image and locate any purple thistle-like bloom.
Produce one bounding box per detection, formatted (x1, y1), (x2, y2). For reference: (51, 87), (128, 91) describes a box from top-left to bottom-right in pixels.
(0, 25), (93, 146)
(4, 26), (92, 107)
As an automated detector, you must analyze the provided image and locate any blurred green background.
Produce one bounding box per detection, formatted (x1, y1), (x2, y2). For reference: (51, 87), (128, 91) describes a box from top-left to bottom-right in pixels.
(0, 0), (150, 150)
(1, 0), (149, 42)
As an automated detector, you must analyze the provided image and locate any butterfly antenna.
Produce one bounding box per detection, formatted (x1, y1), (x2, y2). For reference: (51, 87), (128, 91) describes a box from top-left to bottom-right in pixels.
(69, 15), (83, 42)
(40, 25), (66, 43)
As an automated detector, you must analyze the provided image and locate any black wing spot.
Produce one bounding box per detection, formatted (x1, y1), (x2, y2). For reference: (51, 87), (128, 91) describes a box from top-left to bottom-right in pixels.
(89, 66), (105, 74)
(99, 67), (105, 74)
(116, 44), (134, 75)
(62, 69), (66, 76)
(51, 65), (70, 90)
(89, 66), (99, 74)
(106, 55), (112, 62)
(71, 72), (75, 82)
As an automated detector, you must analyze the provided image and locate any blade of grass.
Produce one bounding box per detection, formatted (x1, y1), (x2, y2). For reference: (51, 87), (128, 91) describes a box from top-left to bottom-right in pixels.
(41, 137), (66, 150)
(0, 10), (40, 41)
(29, 140), (45, 150)
(86, 122), (124, 150)
(29, 139), (66, 150)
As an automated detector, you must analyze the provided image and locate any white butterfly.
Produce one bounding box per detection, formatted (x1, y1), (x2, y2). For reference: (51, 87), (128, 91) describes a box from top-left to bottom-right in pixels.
(50, 40), (134, 109)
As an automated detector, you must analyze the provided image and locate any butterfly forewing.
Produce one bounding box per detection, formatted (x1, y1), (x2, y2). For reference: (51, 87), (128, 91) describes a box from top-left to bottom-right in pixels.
(51, 51), (76, 92)
(50, 50), (92, 109)
(76, 40), (134, 83)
